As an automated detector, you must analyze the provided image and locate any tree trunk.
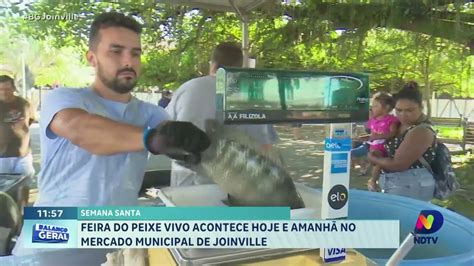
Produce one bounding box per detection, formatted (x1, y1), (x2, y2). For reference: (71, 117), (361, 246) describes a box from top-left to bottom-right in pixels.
(425, 80), (432, 118)
(355, 29), (368, 71)
(422, 39), (433, 118)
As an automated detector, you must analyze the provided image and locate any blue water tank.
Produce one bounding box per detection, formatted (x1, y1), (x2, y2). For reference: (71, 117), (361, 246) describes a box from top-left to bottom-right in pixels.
(348, 189), (474, 265)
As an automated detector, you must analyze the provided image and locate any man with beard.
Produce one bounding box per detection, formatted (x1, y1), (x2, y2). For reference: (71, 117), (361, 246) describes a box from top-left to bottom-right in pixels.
(0, 75), (35, 176)
(12, 12), (210, 256)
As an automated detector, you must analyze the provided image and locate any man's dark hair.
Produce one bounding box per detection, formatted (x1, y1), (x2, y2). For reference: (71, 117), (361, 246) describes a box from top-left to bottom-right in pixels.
(0, 75), (15, 88)
(89, 12), (142, 50)
(211, 42), (243, 68)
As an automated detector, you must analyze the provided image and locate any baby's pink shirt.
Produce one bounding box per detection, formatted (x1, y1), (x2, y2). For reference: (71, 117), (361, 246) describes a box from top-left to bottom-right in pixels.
(367, 114), (399, 155)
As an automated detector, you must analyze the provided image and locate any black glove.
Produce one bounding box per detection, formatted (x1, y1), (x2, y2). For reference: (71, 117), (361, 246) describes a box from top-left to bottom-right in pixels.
(144, 121), (211, 163)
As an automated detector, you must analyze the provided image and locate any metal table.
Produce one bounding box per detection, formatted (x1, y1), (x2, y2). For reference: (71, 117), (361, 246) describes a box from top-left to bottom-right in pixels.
(154, 184), (323, 265)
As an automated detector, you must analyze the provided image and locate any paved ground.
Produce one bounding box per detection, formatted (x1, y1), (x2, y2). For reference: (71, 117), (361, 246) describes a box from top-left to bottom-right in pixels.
(20, 91), (473, 223)
(25, 123), (474, 220)
(273, 125), (369, 190)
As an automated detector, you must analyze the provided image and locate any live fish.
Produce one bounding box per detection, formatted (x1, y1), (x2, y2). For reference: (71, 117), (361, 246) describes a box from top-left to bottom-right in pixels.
(174, 120), (305, 209)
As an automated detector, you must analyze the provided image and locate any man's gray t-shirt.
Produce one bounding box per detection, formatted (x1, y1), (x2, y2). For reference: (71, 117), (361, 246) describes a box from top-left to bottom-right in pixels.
(36, 87), (169, 206)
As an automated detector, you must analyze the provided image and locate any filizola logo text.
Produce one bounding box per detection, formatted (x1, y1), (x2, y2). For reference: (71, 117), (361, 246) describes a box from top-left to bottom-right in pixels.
(239, 113), (266, 120)
(227, 112), (266, 120)
(32, 224), (69, 243)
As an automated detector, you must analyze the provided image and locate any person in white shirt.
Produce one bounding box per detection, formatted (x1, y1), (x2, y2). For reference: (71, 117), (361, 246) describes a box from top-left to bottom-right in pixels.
(166, 42), (279, 186)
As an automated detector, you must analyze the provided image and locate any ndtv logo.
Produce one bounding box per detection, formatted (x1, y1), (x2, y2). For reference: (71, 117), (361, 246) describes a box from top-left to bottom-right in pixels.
(413, 210), (444, 245)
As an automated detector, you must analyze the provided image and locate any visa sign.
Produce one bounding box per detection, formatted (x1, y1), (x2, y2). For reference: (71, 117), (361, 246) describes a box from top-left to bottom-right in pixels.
(323, 248), (346, 263)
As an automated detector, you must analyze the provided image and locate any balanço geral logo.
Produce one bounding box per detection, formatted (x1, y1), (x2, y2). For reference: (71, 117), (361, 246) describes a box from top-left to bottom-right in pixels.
(32, 224), (69, 244)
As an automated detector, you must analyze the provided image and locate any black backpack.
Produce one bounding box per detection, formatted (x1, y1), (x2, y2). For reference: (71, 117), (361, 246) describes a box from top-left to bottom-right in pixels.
(416, 124), (460, 200)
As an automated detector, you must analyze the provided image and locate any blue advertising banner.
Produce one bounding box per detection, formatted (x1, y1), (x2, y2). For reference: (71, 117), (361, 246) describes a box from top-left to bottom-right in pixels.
(331, 153), (348, 174)
(324, 138), (352, 152)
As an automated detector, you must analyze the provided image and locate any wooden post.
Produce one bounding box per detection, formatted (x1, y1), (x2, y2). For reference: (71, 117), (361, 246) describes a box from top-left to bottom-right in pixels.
(462, 117), (467, 152)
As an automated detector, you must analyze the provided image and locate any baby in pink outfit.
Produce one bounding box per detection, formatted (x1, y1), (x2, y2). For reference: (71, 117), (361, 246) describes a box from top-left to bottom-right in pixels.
(366, 92), (399, 191)
(367, 114), (399, 156)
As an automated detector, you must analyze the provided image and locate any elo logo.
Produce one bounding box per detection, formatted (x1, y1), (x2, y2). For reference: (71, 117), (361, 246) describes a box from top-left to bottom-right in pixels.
(327, 185), (348, 210)
(413, 210), (443, 245)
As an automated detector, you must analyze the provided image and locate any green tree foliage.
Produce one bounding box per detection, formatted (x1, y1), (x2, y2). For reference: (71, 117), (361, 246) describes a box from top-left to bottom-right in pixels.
(0, 27), (92, 87)
(1, 0), (472, 99)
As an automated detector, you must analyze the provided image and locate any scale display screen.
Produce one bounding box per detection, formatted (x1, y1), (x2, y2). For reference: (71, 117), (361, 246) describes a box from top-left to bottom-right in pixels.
(216, 67), (369, 124)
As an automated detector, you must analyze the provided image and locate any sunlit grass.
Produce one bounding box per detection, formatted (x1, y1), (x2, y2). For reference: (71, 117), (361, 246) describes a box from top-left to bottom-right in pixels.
(434, 126), (463, 140)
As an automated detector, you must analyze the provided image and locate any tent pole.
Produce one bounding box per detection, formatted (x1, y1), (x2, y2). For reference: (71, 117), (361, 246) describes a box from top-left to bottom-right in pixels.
(229, 0), (250, 67)
(242, 19), (249, 67)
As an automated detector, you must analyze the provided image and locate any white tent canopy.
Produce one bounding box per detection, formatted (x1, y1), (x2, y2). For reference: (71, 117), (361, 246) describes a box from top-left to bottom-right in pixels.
(156, 0), (275, 13)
